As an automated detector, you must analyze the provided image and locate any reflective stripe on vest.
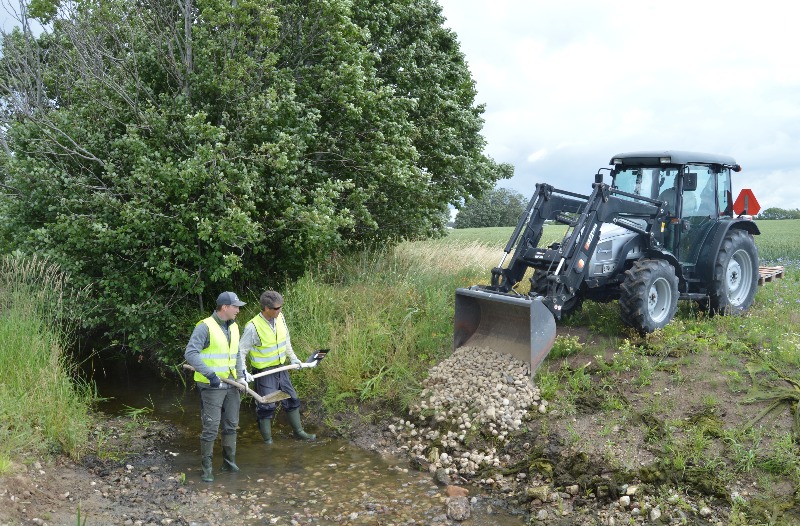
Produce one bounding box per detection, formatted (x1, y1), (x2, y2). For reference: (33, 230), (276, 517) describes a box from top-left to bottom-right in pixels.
(248, 313), (288, 369)
(194, 316), (240, 384)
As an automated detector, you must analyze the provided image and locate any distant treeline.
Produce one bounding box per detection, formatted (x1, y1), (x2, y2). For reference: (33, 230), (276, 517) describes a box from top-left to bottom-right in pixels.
(759, 208), (800, 220)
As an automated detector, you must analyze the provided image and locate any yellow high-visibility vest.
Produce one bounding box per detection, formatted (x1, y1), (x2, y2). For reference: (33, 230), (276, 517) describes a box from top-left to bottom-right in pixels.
(194, 316), (240, 384)
(247, 313), (288, 369)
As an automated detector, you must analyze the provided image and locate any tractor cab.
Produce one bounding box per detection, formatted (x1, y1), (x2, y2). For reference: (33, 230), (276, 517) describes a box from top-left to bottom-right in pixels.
(610, 151), (740, 268)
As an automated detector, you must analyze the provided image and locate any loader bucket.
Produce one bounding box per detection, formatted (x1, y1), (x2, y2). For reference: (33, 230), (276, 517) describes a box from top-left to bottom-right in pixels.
(454, 288), (557, 376)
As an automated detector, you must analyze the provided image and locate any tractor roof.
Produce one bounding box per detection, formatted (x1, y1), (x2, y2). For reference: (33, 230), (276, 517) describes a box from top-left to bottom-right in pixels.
(609, 150), (741, 171)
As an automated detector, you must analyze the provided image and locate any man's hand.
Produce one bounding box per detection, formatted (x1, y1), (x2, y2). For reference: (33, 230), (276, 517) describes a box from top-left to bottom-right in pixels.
(242, 370), (254, 383)
(290, 357), (301, 366)
(206, 372), (221, 388)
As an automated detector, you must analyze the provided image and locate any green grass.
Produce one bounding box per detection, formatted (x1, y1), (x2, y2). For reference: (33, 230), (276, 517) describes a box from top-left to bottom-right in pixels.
(446, 223), (568, 248)
(0, 255), (94, 473)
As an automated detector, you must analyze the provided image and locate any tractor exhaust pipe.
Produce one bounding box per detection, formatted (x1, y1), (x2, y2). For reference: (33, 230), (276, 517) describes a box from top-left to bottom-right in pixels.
(454, 288), (557, 376)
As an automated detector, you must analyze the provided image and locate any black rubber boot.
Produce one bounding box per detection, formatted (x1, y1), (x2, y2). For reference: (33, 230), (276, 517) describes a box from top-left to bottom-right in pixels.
(258, 418), (273, 444)
(200, 440), (214, 482)
(286, 409), (316, 440)
(220, 433), (240, 472)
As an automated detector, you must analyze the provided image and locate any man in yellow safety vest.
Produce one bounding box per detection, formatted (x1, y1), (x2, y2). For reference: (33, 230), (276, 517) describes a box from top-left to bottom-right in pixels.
(184, 291), (248, 482)
(239, 290), (316, 444)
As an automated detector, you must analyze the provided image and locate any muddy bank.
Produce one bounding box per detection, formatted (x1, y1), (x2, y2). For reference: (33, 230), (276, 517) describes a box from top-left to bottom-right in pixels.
(0, 415), (223, 526)
(354, 346), (737, 526)
(0, 403), (779, 526)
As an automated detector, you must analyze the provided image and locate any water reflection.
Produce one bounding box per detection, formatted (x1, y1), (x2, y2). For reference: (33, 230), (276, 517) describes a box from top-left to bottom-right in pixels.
(86, 359), (527, 525)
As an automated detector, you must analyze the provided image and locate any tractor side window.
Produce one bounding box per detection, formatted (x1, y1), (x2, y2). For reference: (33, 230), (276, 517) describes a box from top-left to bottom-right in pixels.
(683, 166), (715, 217)
(718, 170), (732, 216)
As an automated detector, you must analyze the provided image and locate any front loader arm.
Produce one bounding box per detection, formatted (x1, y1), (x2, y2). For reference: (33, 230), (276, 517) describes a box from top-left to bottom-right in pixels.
(490, 182), (667, 315)
(491, 183), (589, 292)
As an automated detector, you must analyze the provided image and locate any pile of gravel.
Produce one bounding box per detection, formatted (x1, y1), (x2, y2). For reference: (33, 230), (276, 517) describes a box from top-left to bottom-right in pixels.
(387, 345), (548, 478)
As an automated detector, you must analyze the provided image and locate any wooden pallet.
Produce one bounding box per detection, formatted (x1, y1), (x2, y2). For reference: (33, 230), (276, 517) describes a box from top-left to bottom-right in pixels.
(758, 266), (785, 285)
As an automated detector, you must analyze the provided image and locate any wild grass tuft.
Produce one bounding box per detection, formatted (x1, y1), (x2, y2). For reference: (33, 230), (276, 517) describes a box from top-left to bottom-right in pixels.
(0, 254), (94, 473)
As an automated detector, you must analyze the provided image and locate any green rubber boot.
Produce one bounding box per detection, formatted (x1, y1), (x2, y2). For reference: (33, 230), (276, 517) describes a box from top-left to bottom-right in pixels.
(258, 418), (273, 445)
(200, 440), (214, 482)
(221, 433), (240, 472)
(286, 409), (316, 440)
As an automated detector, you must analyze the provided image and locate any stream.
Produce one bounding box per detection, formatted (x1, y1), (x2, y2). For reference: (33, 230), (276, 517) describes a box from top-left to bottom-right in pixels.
(86, 359), (529, 525)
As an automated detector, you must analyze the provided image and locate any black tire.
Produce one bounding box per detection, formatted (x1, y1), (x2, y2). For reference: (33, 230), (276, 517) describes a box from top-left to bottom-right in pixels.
(530, 270), (583, 316)
(708, 229), (759, 315)
(619, 259), (679, 333)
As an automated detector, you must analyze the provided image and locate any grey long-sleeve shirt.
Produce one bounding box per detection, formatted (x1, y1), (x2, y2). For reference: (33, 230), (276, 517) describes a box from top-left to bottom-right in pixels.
(238, 312), (298, 368)
(184, 311), (244, 387)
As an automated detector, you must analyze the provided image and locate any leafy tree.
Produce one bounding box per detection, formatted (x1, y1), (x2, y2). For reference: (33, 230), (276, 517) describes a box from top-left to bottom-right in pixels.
(0, 0), (506, 359)
(351, 0), (513, 234)
(454, 187), (528, 229)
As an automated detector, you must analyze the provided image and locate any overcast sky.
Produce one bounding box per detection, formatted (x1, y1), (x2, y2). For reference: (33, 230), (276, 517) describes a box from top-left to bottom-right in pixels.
(3, 2), (799, 211)
(437, 0), (800, 212)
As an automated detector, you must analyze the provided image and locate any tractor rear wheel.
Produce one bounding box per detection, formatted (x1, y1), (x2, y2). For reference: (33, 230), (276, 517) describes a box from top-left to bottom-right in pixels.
(708, 229), (759, 314)
(619, 259), (679, 333)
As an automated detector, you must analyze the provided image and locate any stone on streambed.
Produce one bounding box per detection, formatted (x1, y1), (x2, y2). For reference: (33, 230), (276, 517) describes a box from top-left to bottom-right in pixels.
(446, 496), (471, 521)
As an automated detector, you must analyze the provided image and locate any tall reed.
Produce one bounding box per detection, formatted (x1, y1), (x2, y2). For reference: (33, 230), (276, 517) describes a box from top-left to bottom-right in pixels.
(0, 255), (93, 473)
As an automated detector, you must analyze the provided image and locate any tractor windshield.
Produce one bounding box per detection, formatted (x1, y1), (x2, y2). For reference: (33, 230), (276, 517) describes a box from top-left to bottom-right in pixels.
(613, 167), (680, 202)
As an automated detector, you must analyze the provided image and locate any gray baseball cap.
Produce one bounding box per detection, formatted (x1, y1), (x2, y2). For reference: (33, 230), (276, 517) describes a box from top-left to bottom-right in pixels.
(216, 291), (246, 307)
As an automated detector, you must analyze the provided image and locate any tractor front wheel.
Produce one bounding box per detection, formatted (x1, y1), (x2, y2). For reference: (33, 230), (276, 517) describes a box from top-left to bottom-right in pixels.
(708, 229), (759, 314)
(619, 259), (679, 333)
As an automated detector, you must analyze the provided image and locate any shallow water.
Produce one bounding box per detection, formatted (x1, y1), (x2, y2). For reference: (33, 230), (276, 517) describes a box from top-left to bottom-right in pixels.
(86, 359), (528, 525)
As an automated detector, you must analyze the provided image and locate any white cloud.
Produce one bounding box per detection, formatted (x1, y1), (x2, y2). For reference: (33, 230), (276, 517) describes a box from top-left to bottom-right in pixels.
(438, 0), (800, 210)
(526, 149), (547, 163)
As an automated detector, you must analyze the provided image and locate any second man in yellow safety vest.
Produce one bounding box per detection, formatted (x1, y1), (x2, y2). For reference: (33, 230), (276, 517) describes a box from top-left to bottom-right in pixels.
(239, 290), (316, 444)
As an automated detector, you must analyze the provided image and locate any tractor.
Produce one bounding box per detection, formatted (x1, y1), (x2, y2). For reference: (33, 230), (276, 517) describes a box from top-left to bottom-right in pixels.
(454, 150), (774, 375)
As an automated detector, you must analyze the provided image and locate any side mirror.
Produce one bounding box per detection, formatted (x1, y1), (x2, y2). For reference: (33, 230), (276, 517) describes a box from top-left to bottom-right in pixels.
(595, 172), (603, 184)
(683, 172), (697, 192)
